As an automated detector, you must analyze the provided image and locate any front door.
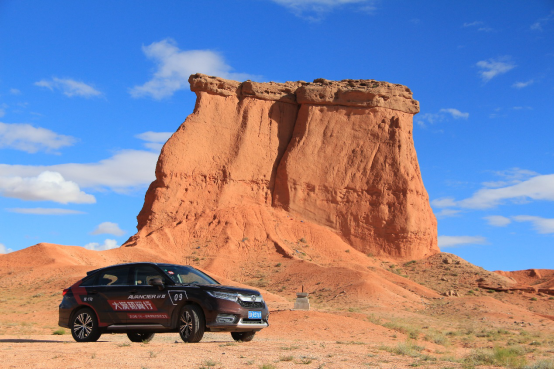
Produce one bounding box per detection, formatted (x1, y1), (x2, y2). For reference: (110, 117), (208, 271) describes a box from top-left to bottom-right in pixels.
(127, 265), (172, 325)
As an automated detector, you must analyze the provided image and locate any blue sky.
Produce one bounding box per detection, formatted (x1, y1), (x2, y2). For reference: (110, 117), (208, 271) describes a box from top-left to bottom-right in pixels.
(0, 0), (552, 271)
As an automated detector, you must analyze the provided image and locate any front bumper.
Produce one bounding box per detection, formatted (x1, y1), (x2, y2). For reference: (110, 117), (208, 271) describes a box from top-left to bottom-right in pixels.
(204, 294), (269, 332)
(207, 317), (269, 332)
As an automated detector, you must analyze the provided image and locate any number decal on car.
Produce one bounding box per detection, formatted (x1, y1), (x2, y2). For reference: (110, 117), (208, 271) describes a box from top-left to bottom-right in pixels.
(169, 291), (187, 305)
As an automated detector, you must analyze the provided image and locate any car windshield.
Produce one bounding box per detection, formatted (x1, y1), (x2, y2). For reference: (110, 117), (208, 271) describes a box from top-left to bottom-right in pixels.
(159, 265), (219, 285)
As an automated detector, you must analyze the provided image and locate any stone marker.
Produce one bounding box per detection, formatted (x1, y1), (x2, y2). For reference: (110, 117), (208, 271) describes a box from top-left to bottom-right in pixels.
(294, 292), (310, 310)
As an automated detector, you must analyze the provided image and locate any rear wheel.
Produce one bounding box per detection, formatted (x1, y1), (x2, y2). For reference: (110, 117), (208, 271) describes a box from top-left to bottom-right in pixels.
(127, 332), (155, 343)
(179, 305), (205, 343)
(71, 308), (101, 342)
(231, 331), (256, 342)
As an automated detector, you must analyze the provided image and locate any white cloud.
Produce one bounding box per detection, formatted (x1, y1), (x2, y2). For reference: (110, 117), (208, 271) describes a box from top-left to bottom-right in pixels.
(0, 122), (76, 153)
(463, 21), (483, 27)
(91, 222), (125, 237)
(35, 77), (102, 98)
(484, 215), (511, 227)
(415, 113), (440, 127)
(136, 131), (173, 151)
(439, 108), (469, 119)
(438, 236), (487, 248)
(0, 171), (96, 204)
(130, 39), (260, 100)
(434, 209), (461, 218)
(512, 80), (534, 89)
(513, 215), (554, 234)
(0, 149), (158, 193)
(6, 208), (85, 215)
(476, 57), (516, 82)
(482, 167), (538, 188)
(458, 174), (554, 209)
(9, 89), (21, 95)
(431, 197), (457, 208)
(462, 21), (493, 32)
(84, 239), (119, 251)
(270, 0), (376, 19)
(416, 108), (468, 127)
(530, 11), (554, 31)
(0, 243), (13, 254)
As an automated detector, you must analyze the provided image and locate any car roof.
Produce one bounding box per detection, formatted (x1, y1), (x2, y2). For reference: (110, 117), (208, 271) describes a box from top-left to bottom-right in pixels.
(86, 262), (189, 276)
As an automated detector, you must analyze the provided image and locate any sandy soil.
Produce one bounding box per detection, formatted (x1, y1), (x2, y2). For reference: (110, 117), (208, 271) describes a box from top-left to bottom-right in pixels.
(1, 248), (553, 368)
(0, 332), (469, 369)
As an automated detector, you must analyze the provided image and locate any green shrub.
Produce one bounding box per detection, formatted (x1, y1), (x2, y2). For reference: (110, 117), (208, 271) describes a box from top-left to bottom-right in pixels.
(525, 359), (554, 369)
(383, 320), (420, 339)
(390, 341), (424, 357)
(463, 346), (527, 368)
(259, 364), (276, 369)
(52, 328), (65, 335)
(424, 331), (450, 346)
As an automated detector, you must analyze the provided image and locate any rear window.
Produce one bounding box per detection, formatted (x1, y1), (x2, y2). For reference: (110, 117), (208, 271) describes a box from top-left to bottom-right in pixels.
(97, 267), (130, 286)
(80, 275), (97, 286)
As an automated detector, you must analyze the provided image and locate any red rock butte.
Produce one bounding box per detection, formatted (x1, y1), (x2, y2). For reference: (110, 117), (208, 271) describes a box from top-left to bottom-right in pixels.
(126, 74), (439, 261)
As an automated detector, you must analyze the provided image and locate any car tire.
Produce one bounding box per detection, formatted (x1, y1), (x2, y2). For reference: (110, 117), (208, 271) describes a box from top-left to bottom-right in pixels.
(127, 332), (155, 343)
(231, 331), (256, 342)
(71, 308), (101, 342)
(179, 304), (205, 343)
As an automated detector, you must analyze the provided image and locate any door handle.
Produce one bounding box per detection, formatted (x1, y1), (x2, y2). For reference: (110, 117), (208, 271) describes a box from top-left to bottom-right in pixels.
(90, 290), (98, 294)
(130, 289), (137, 293)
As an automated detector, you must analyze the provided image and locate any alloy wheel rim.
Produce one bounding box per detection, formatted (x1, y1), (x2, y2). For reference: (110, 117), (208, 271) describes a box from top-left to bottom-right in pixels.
(180, 311), (193, 337)
(74, 312), (93, 339)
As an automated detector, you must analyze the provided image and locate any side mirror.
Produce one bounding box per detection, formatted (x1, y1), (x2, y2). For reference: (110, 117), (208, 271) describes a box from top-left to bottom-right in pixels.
(149, 277), (165, 291)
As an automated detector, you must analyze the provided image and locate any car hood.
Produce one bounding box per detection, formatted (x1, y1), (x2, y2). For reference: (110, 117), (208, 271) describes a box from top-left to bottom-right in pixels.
(194, 284), (262, 296)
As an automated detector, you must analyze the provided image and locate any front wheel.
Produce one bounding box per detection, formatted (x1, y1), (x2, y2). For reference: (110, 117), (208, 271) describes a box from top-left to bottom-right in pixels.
(179, 305), (205, 343)
(71, 308), (101, 342)
(127, 332), (155, 343)
(231, 331), (256, 342)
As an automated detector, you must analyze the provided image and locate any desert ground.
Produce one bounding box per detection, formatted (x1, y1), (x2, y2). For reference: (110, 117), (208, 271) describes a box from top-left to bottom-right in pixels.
(1, 252), (553, 369)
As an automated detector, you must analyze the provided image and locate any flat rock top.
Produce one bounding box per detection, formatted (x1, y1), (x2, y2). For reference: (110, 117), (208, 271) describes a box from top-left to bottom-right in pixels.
(189, 73), (419, 114)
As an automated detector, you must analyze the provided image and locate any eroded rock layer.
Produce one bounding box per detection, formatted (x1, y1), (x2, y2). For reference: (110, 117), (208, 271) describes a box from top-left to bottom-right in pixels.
(133, 74), (438, 259)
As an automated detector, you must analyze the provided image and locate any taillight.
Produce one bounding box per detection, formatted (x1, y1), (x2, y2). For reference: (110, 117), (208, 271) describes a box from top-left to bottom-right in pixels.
(62, 288), (69, 296)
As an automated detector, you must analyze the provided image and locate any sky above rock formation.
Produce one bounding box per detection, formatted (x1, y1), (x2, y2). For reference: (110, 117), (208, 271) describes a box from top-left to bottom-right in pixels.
(0, 0), (552, 270)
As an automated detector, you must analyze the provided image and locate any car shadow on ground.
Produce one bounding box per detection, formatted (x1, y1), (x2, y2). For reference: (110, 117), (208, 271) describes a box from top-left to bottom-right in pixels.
(0, 339), (67, 343)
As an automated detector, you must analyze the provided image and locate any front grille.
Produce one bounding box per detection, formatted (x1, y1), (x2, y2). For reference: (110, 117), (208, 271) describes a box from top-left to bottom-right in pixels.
(237, 299), (264, 308)
(241, 319), (264, 324)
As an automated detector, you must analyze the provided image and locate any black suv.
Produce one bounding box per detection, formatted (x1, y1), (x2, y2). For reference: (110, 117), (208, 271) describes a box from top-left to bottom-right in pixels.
(59, 262), (269, 343)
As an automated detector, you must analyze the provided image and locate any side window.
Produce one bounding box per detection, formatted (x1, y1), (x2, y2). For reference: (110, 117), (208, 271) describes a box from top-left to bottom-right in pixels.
(132, 266), (166, 286)
(80, 275), (98, 286)
(97, 267), (130, 286)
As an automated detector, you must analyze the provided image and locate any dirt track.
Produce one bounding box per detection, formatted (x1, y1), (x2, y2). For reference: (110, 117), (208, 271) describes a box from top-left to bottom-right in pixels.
(1, 332), (466, 369)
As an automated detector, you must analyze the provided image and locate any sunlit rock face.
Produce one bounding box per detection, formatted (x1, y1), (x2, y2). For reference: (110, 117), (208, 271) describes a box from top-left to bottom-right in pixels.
(132, 74), (438, 260)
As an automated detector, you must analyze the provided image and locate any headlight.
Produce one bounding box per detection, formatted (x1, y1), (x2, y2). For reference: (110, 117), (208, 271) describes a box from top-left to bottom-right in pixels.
(207, 291), (238, 301)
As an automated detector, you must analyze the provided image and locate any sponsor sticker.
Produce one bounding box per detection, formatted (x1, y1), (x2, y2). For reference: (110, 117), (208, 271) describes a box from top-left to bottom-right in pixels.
(128, 294), (165, 299)
(128, 313), (168, 319)
(108, 300), (157, 311)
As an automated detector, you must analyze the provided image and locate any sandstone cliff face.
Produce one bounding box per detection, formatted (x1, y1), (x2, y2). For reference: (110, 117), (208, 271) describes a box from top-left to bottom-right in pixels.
(133, 74), (438, 259)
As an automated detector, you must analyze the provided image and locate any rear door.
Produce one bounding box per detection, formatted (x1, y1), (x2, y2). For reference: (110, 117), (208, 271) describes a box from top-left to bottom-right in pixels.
(91, 266), (132, 324)
(127, 265), (172, 325)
